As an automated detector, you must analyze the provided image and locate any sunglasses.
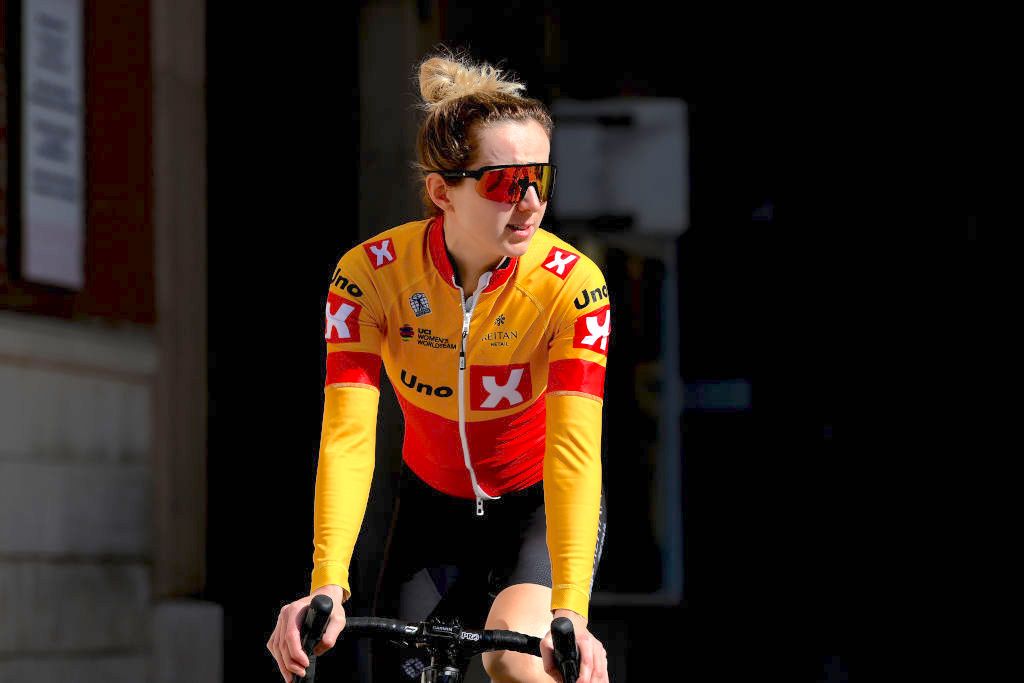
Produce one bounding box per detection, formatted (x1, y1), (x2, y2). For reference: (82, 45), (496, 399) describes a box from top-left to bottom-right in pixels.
(434, 163), (557, 204)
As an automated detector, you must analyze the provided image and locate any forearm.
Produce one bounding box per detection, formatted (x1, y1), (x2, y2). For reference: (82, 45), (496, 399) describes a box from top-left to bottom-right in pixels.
(544, 393), (603, 621)
(310, 385), (380, 601)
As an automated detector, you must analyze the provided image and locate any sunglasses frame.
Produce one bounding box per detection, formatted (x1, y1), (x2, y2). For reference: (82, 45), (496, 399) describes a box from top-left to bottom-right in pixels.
(432, 163), (557, 204)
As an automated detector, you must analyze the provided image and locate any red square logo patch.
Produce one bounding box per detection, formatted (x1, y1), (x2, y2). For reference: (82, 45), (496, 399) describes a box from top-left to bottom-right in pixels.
(364, 238), (397, 269)
(326, 293), (362, 343)
(573, 305), (610, 355)
(541, 246), (579, 279)
(470, 364), (532, 410)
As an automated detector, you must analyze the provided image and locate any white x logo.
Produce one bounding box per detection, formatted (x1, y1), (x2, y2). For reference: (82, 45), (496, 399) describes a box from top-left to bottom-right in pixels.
(326, 300), (355, 339)
(369, 239), (394, 266)
(544, 250), (577, 275)
(581, 310), (610, 351)
(480, 368), (526, 408)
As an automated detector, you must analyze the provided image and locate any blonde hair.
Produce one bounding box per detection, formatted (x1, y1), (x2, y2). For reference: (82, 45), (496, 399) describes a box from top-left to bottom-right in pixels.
(413, 47), (553, 217)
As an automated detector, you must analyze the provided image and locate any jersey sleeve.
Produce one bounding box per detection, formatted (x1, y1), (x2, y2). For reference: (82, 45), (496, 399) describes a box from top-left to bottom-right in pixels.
(544, 256), (610, 620)
(310, 245), (386, 602)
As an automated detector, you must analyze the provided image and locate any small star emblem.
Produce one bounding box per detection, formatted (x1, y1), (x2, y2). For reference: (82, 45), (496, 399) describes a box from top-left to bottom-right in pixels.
(495, 314), (505, 327)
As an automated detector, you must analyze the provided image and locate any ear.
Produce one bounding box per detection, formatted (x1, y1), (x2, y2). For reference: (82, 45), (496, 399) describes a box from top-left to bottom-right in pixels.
(425, 173), (455, 213)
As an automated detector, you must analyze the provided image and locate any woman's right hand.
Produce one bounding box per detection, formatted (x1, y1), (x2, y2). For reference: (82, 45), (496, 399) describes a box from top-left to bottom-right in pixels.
(267, 584), (348, 681)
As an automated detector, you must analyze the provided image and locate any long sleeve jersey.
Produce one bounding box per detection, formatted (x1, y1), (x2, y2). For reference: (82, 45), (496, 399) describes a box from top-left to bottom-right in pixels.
(311, 216), (610, 619)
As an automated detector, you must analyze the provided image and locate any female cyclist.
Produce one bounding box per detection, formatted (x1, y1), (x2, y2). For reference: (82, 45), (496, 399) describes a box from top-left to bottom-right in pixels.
(268, 47), (611, 683)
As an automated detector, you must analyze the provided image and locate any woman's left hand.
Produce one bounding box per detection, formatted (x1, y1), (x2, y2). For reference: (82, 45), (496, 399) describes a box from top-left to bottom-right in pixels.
(539, 608), (609, 682)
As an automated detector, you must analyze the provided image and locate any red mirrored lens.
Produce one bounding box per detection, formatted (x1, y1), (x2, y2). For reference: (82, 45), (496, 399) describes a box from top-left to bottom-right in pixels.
(475, 165), (553, 203)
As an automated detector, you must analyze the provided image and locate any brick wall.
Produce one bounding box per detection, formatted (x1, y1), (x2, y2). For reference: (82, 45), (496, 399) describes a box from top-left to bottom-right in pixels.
(1, 0), (217, 680)
(0, 312), (156, 681)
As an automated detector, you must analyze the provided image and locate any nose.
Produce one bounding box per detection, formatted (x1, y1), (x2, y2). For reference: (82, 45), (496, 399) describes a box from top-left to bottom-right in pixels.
(517, 183), (542, 210)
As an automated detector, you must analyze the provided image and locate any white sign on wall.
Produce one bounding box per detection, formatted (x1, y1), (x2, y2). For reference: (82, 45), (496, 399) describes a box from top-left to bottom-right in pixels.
(551, 97), (688, 235)
(21, 0), (85, 289)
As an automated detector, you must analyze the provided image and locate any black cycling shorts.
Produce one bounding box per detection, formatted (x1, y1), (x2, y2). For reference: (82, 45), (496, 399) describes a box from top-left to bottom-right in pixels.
(369, 461), (607, 681)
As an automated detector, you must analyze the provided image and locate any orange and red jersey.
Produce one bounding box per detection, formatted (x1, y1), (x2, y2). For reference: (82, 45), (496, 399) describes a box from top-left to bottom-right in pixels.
(311, 216), (610, 619)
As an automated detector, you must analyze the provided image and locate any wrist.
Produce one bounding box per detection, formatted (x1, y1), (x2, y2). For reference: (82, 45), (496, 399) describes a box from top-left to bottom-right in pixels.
(312, 583), (348, 603)
(551, 607), (588, 627)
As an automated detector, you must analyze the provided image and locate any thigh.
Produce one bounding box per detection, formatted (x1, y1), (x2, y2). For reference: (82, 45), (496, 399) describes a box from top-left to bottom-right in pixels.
(481, 583), (553, 682)
(480, 484), (608, 681)
(370, 465), (486, 681)
(370, 469), (442, 681)
(490, 482), (609, 597)
(373, 465), (475, 613)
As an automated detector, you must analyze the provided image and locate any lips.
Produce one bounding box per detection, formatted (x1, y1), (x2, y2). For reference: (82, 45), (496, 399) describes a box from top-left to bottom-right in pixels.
(507, 224), (531, 232)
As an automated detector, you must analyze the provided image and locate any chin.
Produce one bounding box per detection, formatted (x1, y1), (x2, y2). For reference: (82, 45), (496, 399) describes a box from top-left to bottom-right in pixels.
(500, 228), (536, 255)
(500, 238), (533, 258)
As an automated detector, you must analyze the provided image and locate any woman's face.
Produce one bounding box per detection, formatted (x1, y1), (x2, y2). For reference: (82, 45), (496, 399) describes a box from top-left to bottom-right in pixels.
(443, 119), (551, 263)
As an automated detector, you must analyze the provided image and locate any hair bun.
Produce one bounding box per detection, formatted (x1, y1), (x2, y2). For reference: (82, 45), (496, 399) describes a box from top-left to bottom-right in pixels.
(418, 54), (525, 109)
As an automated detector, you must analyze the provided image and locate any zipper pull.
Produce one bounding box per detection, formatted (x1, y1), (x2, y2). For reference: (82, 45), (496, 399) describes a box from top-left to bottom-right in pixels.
(476, 497), (484, 516)
(460, 311), (470, 371)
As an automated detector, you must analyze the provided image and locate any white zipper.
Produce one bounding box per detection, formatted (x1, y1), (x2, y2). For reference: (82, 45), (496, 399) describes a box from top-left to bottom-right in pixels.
(454, 271), (500, 516)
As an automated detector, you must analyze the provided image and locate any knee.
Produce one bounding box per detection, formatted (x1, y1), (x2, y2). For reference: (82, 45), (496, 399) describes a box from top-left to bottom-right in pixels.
(482, 650), (550, 683)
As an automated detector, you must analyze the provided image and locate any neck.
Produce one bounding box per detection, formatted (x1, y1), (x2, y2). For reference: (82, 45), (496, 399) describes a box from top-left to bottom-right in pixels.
(444, 230), (502, 295)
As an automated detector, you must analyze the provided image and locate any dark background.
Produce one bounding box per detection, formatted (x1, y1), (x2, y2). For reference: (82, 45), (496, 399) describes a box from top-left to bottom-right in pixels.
(206, 4), (844, 681)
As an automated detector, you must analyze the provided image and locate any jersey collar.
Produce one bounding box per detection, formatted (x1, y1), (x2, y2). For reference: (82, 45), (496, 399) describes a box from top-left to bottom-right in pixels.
(427, 215), (518, 293)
